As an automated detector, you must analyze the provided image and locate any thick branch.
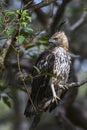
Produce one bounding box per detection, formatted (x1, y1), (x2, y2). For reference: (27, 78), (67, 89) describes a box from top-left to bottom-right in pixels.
(67, 11), (87, 32)
(0, 37), (12, 72)
(0, 14), (20, 73)
(24, 0), (57, 10)
(50, 0), (72, 34)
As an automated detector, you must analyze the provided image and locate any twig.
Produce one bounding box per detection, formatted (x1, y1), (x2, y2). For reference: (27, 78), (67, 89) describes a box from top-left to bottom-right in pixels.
(16, 50), (37, 114)
(24, 0), (57, 10)
(66, 80), (87, 88)
(23, 0), (33, 9)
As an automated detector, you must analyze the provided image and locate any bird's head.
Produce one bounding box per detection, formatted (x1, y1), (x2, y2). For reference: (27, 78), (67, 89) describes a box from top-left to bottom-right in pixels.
(49, 31), (69, 51)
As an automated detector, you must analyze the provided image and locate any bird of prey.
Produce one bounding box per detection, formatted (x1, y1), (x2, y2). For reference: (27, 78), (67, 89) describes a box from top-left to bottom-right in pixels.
(24, 31), (71, 117)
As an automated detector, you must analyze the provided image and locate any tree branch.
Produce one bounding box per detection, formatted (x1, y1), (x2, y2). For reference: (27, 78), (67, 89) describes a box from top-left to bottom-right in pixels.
(66, 11), (87, 32)
(43, 79), (87, 111)
(0, 37), (12, 72)
(24, 0), (57, 10)
(66, 79), (87, 88)
(29, 79), (87, 130)
(50, 0), (72, 34)
(23, 0), (33, 9)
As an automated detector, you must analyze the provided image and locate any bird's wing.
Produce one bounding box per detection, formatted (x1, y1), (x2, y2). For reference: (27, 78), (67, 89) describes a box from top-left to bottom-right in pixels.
(31, 49), (55, 105)
(24, 48), (55, 116)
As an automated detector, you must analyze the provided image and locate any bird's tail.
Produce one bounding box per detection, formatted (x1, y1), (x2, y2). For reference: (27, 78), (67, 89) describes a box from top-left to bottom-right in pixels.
(24, 98), (37, 117)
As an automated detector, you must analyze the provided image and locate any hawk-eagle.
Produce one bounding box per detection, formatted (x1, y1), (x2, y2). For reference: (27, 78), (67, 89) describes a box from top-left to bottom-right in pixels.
(24, 31), (71, 117)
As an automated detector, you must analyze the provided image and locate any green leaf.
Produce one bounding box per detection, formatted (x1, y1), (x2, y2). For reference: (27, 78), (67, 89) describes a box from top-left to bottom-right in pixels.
(22, 10), (27, 15)
(26, 27), (33, 31)
(0, 6), (2, 10)
(35, 72), (56, 79)
(21, 22), (27, 28)
(33, 66), (41, 74)
(16, 10), (20, 14)
(0, 16), (3, 23)
(16, 35), (25, 43)
(84, 6), (87, 11)
(0, 80), (4, 88)
(6, 11), (15, 16)
(41, 72), (56, 78)
(2, 96), (11, 108)
(26, 16), (31, 22)
(6, 26), (15, 36)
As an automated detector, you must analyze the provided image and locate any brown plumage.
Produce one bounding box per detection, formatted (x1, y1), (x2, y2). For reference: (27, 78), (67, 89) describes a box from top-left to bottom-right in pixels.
(24, 31), (71, 117)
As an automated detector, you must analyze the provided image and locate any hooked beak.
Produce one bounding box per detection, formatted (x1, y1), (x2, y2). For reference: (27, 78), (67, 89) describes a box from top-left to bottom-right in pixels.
(48, 39), (58, 46)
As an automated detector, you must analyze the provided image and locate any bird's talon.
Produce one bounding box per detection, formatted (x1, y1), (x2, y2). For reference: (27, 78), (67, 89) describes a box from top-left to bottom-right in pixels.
(52, 96), (60, 104)
(64, 85), (68, 89)
(60, 85), (65, 90)
(59, 84), (68, 90)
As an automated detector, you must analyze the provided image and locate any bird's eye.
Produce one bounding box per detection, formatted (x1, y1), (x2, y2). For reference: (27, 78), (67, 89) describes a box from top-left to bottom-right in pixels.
(54, 38), (58, 40)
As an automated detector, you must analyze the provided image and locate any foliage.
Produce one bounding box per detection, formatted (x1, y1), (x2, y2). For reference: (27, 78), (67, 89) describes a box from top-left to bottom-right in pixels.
(0, 4), (33, 107)
(0, 8), (32, 40)
(0, 2), (50, 109)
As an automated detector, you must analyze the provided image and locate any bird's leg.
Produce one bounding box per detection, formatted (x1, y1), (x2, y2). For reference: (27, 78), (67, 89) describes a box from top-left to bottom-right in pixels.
(51, 84), (60, 104)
